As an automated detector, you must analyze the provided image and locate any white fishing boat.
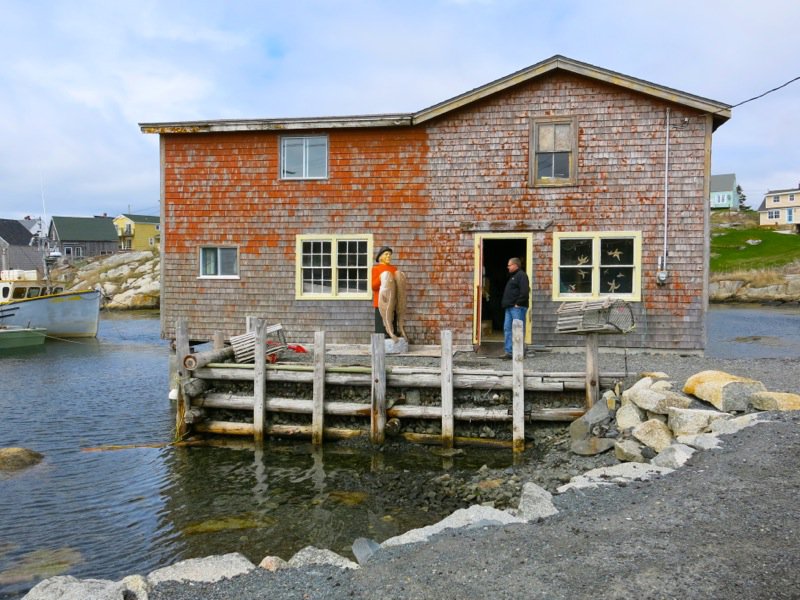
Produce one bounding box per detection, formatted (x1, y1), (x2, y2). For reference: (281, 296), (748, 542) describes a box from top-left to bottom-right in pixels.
(0, 269), (101, 338)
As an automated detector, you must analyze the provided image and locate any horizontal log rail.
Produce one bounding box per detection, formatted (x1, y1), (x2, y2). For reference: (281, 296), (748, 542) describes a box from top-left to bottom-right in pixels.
(174, 318), (625, 453)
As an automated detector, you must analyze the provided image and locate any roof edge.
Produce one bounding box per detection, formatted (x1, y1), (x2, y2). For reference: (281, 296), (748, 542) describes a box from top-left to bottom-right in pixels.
(140, 114), (413, 134)
(413, 55), (732, 125)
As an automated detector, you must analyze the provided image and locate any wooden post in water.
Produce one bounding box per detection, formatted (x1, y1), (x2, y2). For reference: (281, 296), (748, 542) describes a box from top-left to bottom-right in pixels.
(312, 330), (326, 446)
(512, 319), (525, 453)
(585, 332), (599, 409)
(253, 319), (267, 443)
(175, 318), (190, 441)
(370, 333), (386, 445)
(440, 330), (454, 449)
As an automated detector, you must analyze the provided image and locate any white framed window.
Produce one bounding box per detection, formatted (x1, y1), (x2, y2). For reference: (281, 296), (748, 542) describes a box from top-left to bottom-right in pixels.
(531, 117), (577, 186)
(295, 234), (372, 300)
(787, 208), (794, 223)
(200, 246), (239, 278)
(552, 231), (642, 301)
(767, 210), (780, 219)
(773, 196), (780, 203)
(790, 194), (795, 202)
(281, 136), (328, 179)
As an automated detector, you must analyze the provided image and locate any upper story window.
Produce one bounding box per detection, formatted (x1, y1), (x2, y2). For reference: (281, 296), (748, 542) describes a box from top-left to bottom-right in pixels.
(295, 234), (372, 300)
(200, 246), (239, 278)
(552, 231), (642, 302)
(773, 196), (780, 203)
(281, 136), (328, 180)
(531, 117), (577, 186)
(790, 194), (795, 202)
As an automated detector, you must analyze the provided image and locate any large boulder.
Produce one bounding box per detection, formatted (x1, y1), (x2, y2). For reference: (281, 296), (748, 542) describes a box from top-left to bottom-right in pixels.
(667, 408), (730, 436)
(147, 552), (255, 585)
(749, 391), (800, 411)
(683, 370), (766, 412)
(632, 419), (673, 452)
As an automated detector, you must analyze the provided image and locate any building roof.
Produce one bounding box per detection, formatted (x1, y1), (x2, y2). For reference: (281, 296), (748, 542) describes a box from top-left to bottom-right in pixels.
(50, 216), (119, 242)
(0, 218), (36, 245)
(118, 214), (160, 224)
(764, 186), (800, 196)
(710, 174), (736, 192)
(140, 55), (732, 135)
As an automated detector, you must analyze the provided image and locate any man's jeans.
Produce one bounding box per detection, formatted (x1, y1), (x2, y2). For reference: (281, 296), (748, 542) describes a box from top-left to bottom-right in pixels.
(503, 306), (527, 355)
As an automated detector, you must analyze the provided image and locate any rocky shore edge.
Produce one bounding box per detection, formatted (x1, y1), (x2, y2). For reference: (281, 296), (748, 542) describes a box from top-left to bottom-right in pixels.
(19, 369), (800, 600)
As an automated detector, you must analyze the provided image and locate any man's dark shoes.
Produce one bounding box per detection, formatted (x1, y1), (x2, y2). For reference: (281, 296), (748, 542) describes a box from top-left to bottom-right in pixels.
(501, 353), (513, 360)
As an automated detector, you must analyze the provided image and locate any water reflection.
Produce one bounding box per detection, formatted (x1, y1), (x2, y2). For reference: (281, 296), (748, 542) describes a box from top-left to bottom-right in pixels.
(158, 441), (508, 564)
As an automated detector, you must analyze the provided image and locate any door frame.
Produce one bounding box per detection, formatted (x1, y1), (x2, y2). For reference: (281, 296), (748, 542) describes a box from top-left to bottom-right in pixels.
(472, 232), (533, 345)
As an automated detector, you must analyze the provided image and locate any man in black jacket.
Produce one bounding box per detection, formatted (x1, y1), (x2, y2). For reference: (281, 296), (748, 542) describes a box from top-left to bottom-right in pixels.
(501, 257), (529, 359)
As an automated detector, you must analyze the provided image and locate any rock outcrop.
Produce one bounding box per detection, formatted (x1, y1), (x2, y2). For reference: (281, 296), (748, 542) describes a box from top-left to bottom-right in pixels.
(49, 250), (160, 309)
(0, 447), (43, 472)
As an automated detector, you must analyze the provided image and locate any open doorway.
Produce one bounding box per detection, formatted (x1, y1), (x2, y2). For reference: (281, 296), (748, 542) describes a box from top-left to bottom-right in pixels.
(476, 236), (530, 343)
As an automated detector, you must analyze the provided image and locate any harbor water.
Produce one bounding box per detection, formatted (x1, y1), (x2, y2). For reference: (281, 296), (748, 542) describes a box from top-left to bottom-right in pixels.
(1, 305), (799, 598)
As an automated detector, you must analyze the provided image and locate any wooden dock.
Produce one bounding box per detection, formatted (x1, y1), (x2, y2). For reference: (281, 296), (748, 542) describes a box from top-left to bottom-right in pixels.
(174, 318), (625, 453)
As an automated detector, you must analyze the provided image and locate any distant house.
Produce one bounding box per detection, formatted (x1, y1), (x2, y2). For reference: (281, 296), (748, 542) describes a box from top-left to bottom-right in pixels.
(757, 185), (800, 232)
(0, 218), (41, 273)
(113, 214), (161, 250)
(709, 174), (739, 210)
(140, 55), (731, 354)
(48, 216), (119, 260)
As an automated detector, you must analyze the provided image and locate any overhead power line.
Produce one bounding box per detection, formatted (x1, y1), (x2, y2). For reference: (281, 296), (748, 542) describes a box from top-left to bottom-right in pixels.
(732, 75), (800, 108)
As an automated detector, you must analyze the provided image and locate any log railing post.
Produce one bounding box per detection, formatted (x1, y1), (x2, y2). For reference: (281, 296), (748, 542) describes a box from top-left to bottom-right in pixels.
(370, 333), (386, 445)
(512, 319), (525, 453)
(212, 331), (225, 350)
(253, 319), (267, 443)
(312, 331), (326, 446)
(440, 330), (454, 449)
(175, 318), (190, 441)
(585, 332), (599, 409)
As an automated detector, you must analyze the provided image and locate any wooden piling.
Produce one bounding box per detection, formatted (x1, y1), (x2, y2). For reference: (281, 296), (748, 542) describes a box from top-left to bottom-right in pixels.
(512, 319), (525, 453)
(253, 319), (267, 443)
(370, 333), (386, 445)
(585, 332), (599, 409)
(312, 330), (325, 446)
(440, 330), (454, 449)
(175, 318), (190, 441)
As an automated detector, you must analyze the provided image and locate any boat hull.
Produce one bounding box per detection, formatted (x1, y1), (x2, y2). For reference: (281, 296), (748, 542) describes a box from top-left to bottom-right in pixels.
(0, 290), (101, 337)
(0, 327), (47, 349)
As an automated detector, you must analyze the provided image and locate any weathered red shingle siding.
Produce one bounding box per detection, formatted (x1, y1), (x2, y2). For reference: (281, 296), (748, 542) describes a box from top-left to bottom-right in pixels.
(421, 72), (709, 350)
(160, 71), (711, 352)
(161, 129), (431, 343)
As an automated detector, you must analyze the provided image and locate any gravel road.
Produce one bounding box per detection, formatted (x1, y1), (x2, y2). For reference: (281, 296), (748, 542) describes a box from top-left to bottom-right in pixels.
(150, 352), (800, 600)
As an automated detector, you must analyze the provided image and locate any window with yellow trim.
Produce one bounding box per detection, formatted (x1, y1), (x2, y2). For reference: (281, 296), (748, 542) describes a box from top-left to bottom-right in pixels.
(296, 235), (372, 299)
(553, 232), (641, 301)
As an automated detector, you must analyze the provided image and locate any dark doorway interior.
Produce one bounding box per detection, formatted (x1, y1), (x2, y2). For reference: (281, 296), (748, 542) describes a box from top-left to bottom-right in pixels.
(481, 238), (528, 341)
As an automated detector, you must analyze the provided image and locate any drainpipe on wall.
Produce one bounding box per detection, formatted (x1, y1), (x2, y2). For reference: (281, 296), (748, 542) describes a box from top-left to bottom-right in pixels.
(657, 107), (670, 286)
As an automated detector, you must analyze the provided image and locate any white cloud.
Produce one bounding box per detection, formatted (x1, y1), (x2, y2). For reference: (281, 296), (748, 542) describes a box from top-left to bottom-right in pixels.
(0, 0), (798, 218)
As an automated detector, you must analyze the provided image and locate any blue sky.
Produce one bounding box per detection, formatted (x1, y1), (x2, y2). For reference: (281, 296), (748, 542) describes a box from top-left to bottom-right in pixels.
(1, 0), (798, 221)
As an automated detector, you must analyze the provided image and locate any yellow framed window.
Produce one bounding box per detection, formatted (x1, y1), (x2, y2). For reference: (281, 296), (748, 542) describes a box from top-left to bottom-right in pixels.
(552, 231), (641, 301)
(296, 234), (372, 300)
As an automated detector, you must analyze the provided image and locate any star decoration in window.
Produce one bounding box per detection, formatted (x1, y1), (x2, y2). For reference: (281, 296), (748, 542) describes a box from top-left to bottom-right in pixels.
(607, 280), (620, 293)
(577, 255), (589, 265)
(577, 269), (587, 279)
(607, 248), (623, 261)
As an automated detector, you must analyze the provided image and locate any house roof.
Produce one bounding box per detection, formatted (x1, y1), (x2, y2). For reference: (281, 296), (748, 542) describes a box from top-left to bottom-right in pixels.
(710, 174), (736, 192)
(118, 214), (160, 224)
(764, 186), (800, 196)
(140, 55), (732, 135)
(0, 218), (36, 245)
(50, 216), (119, 242)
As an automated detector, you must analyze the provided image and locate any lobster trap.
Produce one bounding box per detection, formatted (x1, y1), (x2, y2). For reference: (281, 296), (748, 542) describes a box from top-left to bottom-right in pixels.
(555, 298), (635, 335)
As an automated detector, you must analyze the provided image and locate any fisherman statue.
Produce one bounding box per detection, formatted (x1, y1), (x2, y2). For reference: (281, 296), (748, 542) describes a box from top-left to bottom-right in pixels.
(371, 246), (409, 353)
